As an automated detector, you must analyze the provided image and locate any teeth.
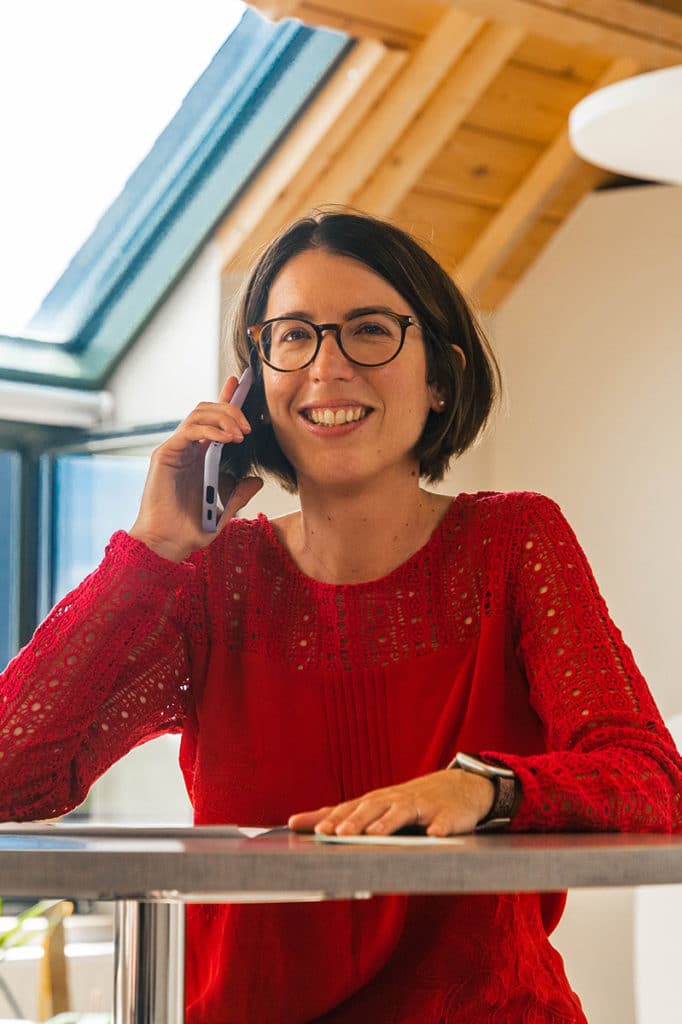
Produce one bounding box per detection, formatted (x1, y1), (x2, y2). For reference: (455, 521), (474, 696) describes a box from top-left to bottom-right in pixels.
(307, 407), (367, 426)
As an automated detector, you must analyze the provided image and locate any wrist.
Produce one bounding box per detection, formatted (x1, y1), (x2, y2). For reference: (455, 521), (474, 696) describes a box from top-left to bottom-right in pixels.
(448, 752), (521, 830)
(127, 528), (190, 564)
(466, 772), (496, 822)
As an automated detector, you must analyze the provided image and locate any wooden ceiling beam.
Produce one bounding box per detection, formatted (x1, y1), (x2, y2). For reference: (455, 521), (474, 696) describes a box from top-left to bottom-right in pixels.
(287, 8), (485, 208)
(249, 0), (302, 19)
(223, 46), (407, 268)
(215, 39), (394, 269)
(300, 0), (443, 41)
(533, 0), (682, 48)
(454, 56), (639, 295)
(352, 22), (524, 217)
(441, 0), (682, 64)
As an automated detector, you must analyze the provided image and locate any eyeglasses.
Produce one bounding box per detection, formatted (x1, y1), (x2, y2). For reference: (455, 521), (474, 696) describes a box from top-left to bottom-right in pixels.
(247, 310), (418, 372)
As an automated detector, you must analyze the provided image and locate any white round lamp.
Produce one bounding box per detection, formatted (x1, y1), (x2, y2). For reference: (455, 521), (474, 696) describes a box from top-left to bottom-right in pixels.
(569, 65), (682, 186)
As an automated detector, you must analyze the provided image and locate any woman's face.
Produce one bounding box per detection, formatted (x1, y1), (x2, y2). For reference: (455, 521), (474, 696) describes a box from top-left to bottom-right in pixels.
(260, 248), (441, 493)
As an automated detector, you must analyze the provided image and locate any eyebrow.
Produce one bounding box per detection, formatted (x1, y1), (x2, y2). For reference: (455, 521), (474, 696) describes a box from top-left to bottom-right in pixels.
(270, 305), (407, 321)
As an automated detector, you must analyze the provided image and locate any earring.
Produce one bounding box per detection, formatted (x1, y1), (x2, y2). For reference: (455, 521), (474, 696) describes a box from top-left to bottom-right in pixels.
(438, 399), (446, 409)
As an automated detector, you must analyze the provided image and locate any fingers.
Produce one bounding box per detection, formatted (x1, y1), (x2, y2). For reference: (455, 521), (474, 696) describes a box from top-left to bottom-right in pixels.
(288, 772), (493, 838)
(287, 807), (335, 832)
(218, 376), (237, 403)
(186, 402), (252, 442)
(294, 792), (419, 837)
(218, 374), (242, 404)
(327, 796), (420, 837)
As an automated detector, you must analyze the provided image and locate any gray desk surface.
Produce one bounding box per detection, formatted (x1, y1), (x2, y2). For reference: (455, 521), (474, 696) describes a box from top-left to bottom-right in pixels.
(0, 826), (681, 901)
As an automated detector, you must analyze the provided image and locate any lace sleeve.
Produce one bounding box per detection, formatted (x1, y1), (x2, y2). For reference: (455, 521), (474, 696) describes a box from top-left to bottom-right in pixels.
(0, 530), (201, 821)
(484, 493), (682, 833)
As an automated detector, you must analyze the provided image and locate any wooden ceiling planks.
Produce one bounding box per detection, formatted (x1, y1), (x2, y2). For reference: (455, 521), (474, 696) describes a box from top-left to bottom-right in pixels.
(456, 55), (640, 293)
(392, 191), (493, 269)
(530, 0), (682, 48)
(216, 40), (406, 271)
(511, 34), (613, 80)
(352, 23), (525, 217)
(440, 0), (682, 65)
(236, 0), (682, 309)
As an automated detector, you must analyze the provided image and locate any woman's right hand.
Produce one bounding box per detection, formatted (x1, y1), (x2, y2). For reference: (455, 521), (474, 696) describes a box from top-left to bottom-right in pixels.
(128, 376), (263, 562)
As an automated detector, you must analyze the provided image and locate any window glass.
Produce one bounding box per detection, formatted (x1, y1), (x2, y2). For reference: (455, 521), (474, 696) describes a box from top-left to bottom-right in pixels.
(52, 453), (148, 603)
(0, 450), (20, 669)
(0, 0), (245, 340)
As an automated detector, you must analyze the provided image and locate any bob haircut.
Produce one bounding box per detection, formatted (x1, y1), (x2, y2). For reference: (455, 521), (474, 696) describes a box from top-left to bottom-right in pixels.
(224, 209), (502, 492)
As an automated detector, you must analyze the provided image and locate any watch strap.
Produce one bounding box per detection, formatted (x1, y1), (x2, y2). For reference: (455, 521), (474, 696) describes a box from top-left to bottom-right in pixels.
(448, 752), (521, 830)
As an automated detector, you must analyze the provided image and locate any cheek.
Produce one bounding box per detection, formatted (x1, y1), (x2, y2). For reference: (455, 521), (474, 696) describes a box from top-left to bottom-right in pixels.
(262, 371), (290, 412)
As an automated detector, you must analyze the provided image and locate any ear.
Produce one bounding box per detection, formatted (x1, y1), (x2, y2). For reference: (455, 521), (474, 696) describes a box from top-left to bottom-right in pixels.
(428, 344), (466, 412)
(428, 385), (447, 413)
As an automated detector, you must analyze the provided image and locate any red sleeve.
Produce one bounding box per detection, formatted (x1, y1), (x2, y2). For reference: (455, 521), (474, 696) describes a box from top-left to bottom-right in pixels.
(484, 493), (682, 833)
(0, 530), (202, 821)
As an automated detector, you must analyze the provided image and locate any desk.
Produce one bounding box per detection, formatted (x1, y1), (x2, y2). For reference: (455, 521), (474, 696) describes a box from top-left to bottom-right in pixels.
(1, 826), (681, 1023)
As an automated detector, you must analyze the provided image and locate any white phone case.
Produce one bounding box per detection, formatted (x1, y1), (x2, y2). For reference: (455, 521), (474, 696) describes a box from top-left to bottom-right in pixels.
(202, 367), (254, 532)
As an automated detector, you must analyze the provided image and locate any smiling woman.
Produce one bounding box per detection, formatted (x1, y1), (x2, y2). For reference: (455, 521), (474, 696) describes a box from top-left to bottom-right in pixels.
(228, 211), (495, 495)
(0, 209), (680, 1024)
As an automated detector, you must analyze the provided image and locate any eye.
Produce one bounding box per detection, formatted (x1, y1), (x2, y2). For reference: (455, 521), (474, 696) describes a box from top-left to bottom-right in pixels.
(281, 327), (310, 343)
(352, 319), (390, 336)
(269, 320), (316, 345)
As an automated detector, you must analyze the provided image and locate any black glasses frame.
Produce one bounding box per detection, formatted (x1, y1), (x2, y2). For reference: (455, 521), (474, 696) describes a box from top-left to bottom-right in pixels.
(247, 311), (418, 372)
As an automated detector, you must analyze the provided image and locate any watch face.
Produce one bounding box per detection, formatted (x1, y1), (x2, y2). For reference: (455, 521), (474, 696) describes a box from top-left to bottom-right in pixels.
(454, 753), (515, 779)
(455, 753), (493, 776)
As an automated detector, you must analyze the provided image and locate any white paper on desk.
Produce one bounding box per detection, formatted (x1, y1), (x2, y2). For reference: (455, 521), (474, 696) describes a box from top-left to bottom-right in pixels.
(313, 833), (464, 846)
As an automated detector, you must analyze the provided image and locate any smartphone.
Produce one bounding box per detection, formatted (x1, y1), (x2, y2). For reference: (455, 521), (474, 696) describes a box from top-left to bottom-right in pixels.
(202, 367), (254, 532)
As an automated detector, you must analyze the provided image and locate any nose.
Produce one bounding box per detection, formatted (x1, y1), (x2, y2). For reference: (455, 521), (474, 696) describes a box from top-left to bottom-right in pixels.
(310, 328), (355, 380)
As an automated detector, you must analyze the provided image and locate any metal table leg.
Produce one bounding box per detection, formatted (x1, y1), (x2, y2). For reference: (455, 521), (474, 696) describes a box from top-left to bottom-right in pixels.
(114, 899), (185, 1023)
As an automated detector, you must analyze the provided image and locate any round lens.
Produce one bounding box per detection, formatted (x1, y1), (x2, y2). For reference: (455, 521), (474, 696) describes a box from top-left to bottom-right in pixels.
(340, 313), (403, 366)
(261, 319), (317, 370)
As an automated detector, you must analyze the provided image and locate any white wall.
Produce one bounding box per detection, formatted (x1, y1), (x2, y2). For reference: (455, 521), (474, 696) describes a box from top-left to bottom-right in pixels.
(488, 183), (682, 720)
(108, 241), (224, 429)
(486, 183), (682, 1024)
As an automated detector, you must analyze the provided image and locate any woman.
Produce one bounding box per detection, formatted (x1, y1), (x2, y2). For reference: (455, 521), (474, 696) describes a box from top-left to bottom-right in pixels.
(1, 211), (680, 1023)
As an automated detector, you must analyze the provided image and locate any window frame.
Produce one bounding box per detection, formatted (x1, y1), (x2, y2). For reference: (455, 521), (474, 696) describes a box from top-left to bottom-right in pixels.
(36, 424), (180, 622)
(0, 422), (178, 660)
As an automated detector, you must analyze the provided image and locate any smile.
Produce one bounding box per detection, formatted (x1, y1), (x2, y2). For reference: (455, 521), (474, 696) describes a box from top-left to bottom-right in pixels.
(302, 406), (370, 426)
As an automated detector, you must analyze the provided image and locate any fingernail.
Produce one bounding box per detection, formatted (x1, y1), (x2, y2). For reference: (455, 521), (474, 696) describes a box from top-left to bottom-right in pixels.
(337, 823), (357, 835)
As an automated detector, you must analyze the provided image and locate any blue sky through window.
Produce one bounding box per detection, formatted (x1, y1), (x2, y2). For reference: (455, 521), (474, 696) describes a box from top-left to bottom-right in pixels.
(0, 1), (245, 339)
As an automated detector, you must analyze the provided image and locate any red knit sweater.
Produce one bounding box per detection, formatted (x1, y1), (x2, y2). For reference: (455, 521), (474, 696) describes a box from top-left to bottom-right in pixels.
(1, 491), (680, 1023)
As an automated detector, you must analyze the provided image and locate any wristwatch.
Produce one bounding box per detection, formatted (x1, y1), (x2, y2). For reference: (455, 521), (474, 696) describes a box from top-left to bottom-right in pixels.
(448, 752), (521, 830)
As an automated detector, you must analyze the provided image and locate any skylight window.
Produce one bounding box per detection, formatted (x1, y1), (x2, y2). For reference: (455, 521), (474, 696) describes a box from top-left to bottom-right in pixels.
(0, 0), (245, 342)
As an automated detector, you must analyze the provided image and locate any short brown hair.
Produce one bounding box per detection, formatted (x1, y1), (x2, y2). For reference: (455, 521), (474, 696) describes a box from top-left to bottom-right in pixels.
(224, 209), (501, 492)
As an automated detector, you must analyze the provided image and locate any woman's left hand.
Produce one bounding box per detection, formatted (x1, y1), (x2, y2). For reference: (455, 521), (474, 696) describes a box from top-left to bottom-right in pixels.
(287, 769), (495, 838)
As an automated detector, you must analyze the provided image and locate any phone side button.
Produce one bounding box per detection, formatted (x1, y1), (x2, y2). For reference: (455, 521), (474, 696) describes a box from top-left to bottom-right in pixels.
(206, 485), (215, 503)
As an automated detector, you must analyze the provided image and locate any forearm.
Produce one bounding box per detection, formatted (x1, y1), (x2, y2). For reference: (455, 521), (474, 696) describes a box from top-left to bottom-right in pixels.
(0, 531), (197, 820)
(505, 493), (682, 834)
(484, 738), (681, 833)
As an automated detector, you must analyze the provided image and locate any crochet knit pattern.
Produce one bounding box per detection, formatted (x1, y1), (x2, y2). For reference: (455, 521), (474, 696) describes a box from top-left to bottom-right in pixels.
(1, 491), (679, 1022)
